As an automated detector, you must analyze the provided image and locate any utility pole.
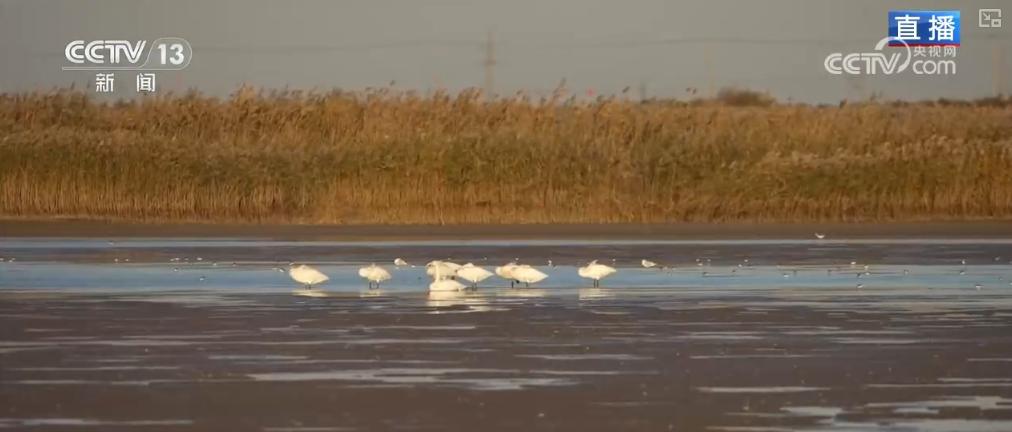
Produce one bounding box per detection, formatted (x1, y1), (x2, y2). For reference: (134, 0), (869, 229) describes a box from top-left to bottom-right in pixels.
(483, 30), (496, 98)
(993, 39), (1005, 97)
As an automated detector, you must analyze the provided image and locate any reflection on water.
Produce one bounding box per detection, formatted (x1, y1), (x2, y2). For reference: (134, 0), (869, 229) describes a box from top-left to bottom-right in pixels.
(578, 287), (613, 300)
(425, 290), (499, 312)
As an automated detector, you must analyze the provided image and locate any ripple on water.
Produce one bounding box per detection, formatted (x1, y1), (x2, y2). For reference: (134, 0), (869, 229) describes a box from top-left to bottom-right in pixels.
(208, 354), (309, 361)
(697, 386), (829, 394)
(246, 368), (586, 390)
(515, 354), (651, 361)
(866, 395), (1012, 413)
(262, 427), (356, 432)
(0, 418), (193, 427)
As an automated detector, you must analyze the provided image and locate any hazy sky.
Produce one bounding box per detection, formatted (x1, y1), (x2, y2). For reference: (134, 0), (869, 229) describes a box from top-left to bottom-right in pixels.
(1, 0), (1009, 103)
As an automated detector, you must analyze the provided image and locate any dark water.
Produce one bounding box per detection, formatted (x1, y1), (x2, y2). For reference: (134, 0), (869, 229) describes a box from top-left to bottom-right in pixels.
(1, 238), (1012, 431)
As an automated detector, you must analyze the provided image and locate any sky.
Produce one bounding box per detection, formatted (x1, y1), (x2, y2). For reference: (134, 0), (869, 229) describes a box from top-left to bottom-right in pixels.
(0, 0), (1009, 103)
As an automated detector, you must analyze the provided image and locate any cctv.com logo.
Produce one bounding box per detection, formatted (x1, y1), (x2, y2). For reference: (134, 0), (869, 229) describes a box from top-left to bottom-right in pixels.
(824, 37), (956, 75)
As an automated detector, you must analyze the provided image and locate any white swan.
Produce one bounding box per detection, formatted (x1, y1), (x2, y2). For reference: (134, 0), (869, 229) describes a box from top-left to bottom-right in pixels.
(511, 265), (548, 288)
(358, 263), (391, 289)
(429, 263), (466, 292)
(426, 260), (461, 280)
(455, 263), (493, 289)
(289, 264), (329, 289)
(578, 260), (616, 287)
(495, 262), (520, 287)
(641, 259), (657, 268)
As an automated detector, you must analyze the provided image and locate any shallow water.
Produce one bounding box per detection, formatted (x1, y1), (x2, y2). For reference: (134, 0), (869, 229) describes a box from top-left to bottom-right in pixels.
(1, 237), (1012, 431)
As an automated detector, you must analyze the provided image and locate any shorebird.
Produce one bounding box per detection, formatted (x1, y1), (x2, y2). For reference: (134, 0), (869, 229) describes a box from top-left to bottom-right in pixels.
(289, 264), (329, 289)
(511, 265), (548, 288)
(358, 263), (392, 289)
(394, 258), (408, 267)
(455, 263), (493, 289)
(641, 259), (658, 268)
(578, 260), (617, 287)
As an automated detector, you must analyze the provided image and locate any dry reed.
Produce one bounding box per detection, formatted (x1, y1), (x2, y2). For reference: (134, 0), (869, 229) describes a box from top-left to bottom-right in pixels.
(1, 88), (1011, 224)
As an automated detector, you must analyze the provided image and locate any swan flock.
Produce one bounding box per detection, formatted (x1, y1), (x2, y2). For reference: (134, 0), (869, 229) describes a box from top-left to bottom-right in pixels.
(288, 258), (628, 292)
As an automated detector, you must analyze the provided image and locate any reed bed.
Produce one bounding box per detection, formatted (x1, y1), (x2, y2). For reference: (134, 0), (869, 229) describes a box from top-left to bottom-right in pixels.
(1, 88), (1011, 224)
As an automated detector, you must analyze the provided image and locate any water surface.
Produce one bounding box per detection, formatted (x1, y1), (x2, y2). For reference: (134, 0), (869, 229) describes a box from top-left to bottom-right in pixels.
(1, 237), (1011, 431)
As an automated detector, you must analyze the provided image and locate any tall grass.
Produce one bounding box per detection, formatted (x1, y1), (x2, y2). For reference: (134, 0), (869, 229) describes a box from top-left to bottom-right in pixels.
(1, 88), (1011, 224)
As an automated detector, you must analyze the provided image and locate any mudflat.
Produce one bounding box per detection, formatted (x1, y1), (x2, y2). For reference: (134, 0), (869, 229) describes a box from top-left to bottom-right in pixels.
(1, 290), (1011, 431)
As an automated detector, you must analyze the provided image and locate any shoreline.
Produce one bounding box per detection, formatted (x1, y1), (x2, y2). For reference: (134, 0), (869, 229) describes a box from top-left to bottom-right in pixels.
(4, 219), (1012, 240)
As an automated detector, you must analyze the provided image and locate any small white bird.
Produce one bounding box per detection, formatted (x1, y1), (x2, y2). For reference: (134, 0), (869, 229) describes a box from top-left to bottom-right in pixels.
(428, 263), (466, 292)
(358, 264), (392, 289)
(289, 264), (329, 289)
(426, 261), (461, 280)
(578, 260), (617, 287)
(815, 233), (826, 239)
(641, 259), (658, 268)
(455, 263), (493, 289)
(394, 258), (408, 267)
(511, 265), (548, 288)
